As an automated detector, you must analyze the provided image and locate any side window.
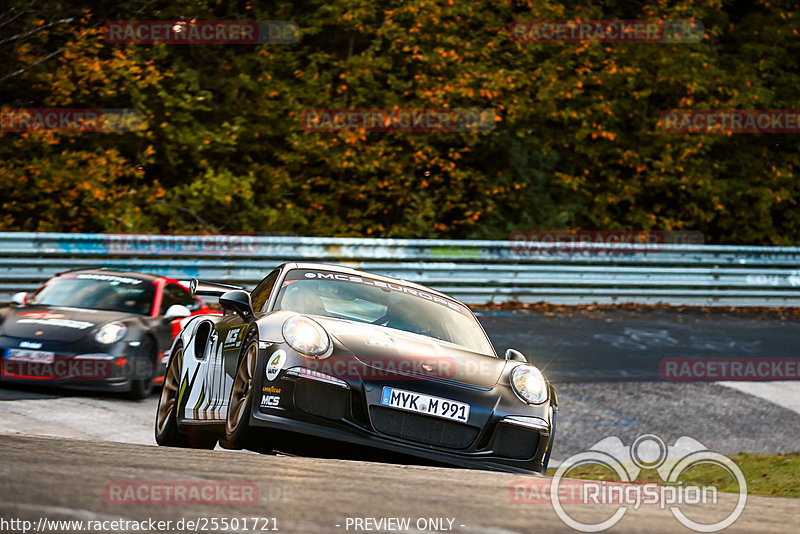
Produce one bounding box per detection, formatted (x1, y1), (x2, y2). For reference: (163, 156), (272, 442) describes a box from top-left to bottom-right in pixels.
(250, 270), (280, 312)
(161, 283), (197, 314)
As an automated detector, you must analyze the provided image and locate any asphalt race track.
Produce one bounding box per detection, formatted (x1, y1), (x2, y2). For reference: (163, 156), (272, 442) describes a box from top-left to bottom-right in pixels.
(2, 434), (800, 534)
(477, 307), (799, 382)
(1, 309), (799, 533)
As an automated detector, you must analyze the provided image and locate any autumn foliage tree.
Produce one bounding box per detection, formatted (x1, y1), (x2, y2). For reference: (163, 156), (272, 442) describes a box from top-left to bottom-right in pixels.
(0, 0), (798, 244)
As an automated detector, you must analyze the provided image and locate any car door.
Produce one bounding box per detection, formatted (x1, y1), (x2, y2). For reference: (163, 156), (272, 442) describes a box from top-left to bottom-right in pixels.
(205, 313), (249, 420)
(214, 269), (281, 418)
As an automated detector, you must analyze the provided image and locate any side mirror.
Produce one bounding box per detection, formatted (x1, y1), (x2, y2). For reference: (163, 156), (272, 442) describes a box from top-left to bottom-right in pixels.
(11, 292), (27, 306)
(505, 348), (527, 362)
(219, 290), (254, 321)
(164, 304), (191, 320)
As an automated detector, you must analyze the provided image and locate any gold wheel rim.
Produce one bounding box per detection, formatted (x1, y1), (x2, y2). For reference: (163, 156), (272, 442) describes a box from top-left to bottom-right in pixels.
(156, 346), (182, 435)
(227, 341), (257, 433)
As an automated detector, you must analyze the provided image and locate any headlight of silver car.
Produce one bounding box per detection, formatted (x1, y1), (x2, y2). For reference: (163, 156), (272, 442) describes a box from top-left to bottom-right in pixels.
(510, 364), (548, 404)
(95, 323), (127, 345)
(282, 315), (330, 357)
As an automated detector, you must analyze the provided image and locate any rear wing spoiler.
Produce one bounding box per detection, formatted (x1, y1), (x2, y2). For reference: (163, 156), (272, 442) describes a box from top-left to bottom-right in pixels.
(189, 279), (244, 298)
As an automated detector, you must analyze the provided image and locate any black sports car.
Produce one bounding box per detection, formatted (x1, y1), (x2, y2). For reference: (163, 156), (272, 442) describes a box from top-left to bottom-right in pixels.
(0, 269), (213, 398)
(155, 263), (557, 473)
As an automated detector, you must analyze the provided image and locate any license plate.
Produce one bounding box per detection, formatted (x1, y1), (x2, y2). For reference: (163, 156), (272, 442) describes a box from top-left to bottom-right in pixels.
(380, 387), (470, 423)
(5, 349), (55, 364)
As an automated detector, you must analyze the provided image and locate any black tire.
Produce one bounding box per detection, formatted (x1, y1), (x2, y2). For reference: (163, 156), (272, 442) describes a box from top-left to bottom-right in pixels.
(222, 329), (259, 450)
(127, 336), (156, 400)
(155, 342), (189, 447)
(155, 342), (217, 449)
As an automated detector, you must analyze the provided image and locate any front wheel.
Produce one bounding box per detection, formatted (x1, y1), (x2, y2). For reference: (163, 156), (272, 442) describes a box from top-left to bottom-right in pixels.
(222, 330), (259, 450)
(127, 336), (156, 400)
(155, 343), (216, 449)
(155, 343), (187, 446)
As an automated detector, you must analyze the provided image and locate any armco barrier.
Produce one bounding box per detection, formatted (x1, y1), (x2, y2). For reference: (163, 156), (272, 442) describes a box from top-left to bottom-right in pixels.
(1, 232), (799, 306)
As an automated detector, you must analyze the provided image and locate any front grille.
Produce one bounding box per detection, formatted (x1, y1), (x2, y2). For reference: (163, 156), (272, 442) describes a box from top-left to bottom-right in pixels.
(293, 380), (349, 421)
(493, 423), (541, 460)
(369, 406), (479, 450)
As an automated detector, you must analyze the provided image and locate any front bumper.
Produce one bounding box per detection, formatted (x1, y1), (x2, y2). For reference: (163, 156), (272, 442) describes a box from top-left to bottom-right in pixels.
(249, 347), (554, 474)
(0, 338), (162, 391)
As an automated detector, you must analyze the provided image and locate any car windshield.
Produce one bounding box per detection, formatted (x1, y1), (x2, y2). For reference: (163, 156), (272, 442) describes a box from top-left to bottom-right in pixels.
(28, 273), (156, 315)
(274, 269), (495, 356)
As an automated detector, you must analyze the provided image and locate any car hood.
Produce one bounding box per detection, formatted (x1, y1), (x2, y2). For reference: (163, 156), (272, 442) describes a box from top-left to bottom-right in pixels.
(1, 306), (137, 343)
(317, 317), (506, 389)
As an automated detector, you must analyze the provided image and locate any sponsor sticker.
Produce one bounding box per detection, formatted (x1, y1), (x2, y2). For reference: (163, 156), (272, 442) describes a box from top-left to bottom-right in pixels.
(260, 395), (280, 408)
(75, 273), (142, 285)
(265, 350), (286, 381)
(17, 317), (94, 330)
(301, 271), (465, 314)
(223, 327), (245, 350)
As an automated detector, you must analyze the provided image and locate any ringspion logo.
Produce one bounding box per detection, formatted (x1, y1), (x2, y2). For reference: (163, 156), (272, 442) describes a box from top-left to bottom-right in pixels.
(540, 434), (747, 532)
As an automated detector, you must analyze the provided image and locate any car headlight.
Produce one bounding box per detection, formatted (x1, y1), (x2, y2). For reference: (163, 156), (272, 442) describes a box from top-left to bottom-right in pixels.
(510, 365), (548, 404)
(95, 323), (127, 345)
(282, 315), (330, 357)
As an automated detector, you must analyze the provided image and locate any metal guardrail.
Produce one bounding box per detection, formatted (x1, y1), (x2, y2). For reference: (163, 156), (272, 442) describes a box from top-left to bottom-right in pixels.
(1, 232), (799, 306)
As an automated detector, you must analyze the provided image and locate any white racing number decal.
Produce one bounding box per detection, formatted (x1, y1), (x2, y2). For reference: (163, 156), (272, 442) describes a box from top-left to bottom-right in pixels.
(265, 349), (286, 381)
